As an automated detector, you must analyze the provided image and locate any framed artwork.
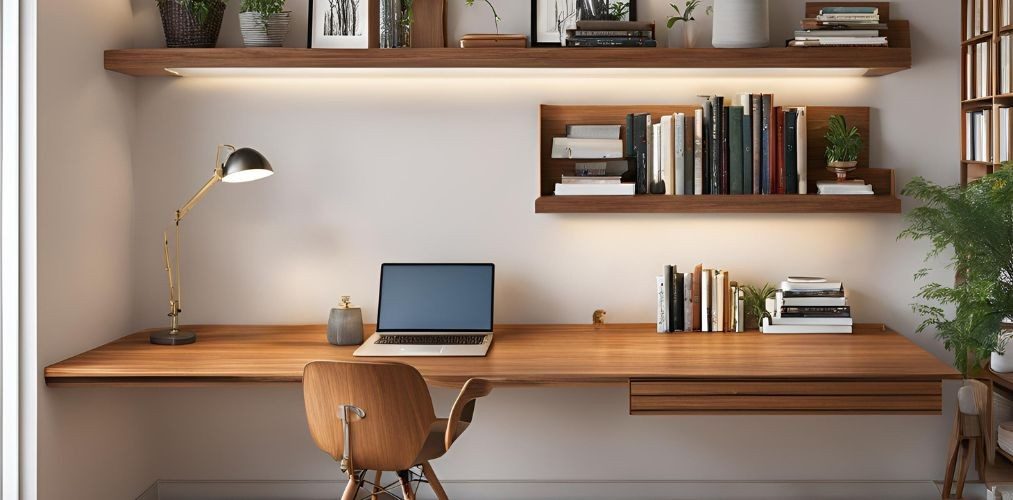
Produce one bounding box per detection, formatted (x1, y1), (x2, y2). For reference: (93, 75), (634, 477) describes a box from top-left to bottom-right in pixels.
(308, 0), (370, 48)
(531, 0), (637, 46)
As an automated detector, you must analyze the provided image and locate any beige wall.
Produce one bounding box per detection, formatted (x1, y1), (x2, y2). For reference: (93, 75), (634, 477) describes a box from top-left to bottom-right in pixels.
(36, 1), (156, 499)
(38, 0), (964, 497)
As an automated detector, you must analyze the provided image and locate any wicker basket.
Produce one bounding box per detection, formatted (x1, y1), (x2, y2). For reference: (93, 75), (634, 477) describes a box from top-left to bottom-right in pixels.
(158, 0), (226, 48)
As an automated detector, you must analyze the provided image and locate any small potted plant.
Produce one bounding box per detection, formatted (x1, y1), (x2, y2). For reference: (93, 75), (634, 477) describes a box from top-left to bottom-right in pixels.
(239, 0), (291, 47)
(157, 0), (228, 48)
(824, 114), (863, 181)
(742, 283), (778, 329)
(666, 0), (711, 48)
(900, 164), (1013, 376)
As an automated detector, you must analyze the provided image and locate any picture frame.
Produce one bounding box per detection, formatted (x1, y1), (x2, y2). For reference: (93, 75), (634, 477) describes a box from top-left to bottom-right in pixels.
(530, 0), (637, 47)
(308, 0), (371, 48)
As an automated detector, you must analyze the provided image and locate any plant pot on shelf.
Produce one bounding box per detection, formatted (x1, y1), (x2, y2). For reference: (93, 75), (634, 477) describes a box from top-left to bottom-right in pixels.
(992, 330), (1013, 373)
(239, 12), (292, 47)
(712, 0), (769, 48)
(827, 160), (859, 181)
(158, 0), (226, 48)
(667, 22), (700, 49)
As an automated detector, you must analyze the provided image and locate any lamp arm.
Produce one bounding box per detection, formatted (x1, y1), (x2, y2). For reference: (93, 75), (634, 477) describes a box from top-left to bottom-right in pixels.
(175, 144), (235, 223)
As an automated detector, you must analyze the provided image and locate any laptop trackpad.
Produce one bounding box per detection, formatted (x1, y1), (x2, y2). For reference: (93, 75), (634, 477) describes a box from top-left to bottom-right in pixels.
(399, 345), (445, 355)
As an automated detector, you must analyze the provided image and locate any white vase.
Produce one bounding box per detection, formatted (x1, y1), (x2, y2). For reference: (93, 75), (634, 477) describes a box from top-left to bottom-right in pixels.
(993, 351), (1013, 372)
(668, 22), (700, 49)
(712, 0), (770, 48)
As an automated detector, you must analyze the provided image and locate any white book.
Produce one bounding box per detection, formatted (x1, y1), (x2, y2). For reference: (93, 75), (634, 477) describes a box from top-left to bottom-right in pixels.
(761, 319), (853, 335)
(660, 116), (675, 195)
(771, 317), (854, 326)
(817, 181), (874, 195)
(737, 290), (745, 333)
(683, 273), (693, 332)
(782, 296), (848, 307)
(651, 123), (664, 194)
(781, 280), (843, 291)
(554, 183), (635, 196)
(657, 276), (667, 333)
(701, 269), (711, 332)
(566, 124), (621, 139)
(796, 107), (808, 194)
(714, 271), (725, 332)
(674, 113), (686, 195)
(795, 36), (888, 44)
(693, 109), (704, 195)
(551, 138), (624, 159)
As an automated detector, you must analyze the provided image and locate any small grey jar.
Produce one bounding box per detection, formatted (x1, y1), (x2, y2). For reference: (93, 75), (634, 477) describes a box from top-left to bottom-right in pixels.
(328, 296), (364, 346)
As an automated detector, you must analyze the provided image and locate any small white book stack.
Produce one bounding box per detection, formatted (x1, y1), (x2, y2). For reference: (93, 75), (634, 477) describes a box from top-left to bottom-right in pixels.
(817, 180), (873, 195)
(761, 276), (853, 334)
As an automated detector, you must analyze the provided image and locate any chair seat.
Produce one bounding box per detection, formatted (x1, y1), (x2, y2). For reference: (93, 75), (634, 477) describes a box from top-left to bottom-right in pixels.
(415, 419), (470, 465)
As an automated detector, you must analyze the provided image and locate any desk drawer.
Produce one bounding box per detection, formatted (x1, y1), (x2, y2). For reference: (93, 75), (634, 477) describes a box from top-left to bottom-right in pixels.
(629, 379), (942, 415)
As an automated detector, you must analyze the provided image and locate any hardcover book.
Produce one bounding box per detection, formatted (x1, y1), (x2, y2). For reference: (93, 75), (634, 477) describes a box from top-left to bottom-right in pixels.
(784, 109), (798, 194)
(721, 106), (730, 194)
(693, 109), (705, 195)
(741, 95), (753, 196)
(729, 106), (744, 195)
(692, 264), (703, 330)
(673, 114), (685, 195)
(774, 107), (785, 194)
(710, 96), (723, 195)
(632, 113), (651, 194)
(684, 114), (696, 195)
(672, 270), (685, 332)
(760, 94), (773, 194)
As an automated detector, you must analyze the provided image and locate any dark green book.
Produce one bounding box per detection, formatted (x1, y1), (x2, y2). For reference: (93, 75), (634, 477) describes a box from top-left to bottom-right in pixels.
(785, 109), (799, 194)
(710, 96), (723, 195)
(728, 106), (744, 195)
(742, 103), (753, 196)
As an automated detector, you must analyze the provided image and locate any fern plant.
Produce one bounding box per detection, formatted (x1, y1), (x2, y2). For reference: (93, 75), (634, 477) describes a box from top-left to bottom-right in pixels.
(824, 114), (862, 164)
(900, 164), (1013, 376)
(742, 284), (778, 329)
(667, 0), (712, 28)
(158, 0), (228, 25)
(465, 0), (501, 34)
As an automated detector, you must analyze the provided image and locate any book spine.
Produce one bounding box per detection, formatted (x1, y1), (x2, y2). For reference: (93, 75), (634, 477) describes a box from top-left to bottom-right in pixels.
(710, 97), (723, 195)
(664, 265), (674, 332)
(634, 114), (649, 195)
(785, 109), (798, 194)
(672, 270), (684, 332)
(721, 106), (730, 194)
(701, 269), (711, 332)
(692, 264), (703, 331)
(657, 275), (667, 333)
(729, 106), (744, 195)
(775, 107), (785, 194)
(796, 107), (808, 195)
(683, 273), (693, 332)
(684, 114), (695, 195)
(651, 123), (664, 194)
(760, 94), (772, 194)
(567, 38), (658, 47)
(571, 30), (654, 37)
(751, 94), (761, 194)
(673, 114), (685, 195)
(694, 109), (705, 195)
(741, 95), (753, 196)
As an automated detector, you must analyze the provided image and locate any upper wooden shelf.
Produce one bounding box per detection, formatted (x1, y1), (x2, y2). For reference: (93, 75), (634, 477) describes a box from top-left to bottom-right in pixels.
(104, 26), (911, 77)
(535, 193), (902, 214)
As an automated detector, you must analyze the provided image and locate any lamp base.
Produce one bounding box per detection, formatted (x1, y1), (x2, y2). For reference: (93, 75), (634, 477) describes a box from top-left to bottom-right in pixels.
(150, 329), (197, 345)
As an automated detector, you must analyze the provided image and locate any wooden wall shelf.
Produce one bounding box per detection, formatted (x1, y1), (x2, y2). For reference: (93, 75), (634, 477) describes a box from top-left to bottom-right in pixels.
(535, 194), (902, 214)
(104, 27), (911, 77)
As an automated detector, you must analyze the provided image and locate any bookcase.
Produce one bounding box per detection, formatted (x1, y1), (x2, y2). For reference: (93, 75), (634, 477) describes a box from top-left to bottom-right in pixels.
(536, 105), (901, 214)
(961, 0), (1013, 184)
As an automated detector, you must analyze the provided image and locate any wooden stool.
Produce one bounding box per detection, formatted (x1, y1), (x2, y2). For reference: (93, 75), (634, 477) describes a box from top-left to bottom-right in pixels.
(943, 380), (992, 499)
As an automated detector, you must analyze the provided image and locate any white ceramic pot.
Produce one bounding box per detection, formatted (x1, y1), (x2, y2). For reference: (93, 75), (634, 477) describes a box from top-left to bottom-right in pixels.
(239, 11), (291, 47)
(668, 22), (701, 48)
(993, 351), (1013, 373)
(712, 0), (769, 48)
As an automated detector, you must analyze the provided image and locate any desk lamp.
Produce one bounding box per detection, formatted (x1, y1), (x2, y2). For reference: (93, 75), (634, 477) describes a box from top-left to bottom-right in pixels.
(151, 145), (274, 346)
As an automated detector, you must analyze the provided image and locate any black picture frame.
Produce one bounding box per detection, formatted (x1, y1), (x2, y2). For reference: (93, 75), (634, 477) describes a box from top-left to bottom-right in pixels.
(530, 0), (638, 47)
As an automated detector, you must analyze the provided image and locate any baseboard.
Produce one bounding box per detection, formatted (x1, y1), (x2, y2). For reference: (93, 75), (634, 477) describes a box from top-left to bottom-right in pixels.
(143, 478), (951, 500)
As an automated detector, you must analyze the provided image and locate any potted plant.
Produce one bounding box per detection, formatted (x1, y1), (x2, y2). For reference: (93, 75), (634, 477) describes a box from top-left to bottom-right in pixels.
(900, 164), (1013, 376)
(666, 0), (711, 48)
(239, 0), (291, 47)
(824, 114), (863, 181)
(157, 0), (228, 48)
(742, 283), (778, 329)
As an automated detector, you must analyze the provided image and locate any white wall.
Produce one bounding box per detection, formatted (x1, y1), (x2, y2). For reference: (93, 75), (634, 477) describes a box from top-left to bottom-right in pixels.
(36, 1), (157, 499)
(39, 0), (964, 497)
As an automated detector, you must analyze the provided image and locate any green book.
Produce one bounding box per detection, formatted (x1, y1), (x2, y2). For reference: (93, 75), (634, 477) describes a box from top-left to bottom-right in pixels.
(728, 106), (744, 195)
(741, 103), (753, 196)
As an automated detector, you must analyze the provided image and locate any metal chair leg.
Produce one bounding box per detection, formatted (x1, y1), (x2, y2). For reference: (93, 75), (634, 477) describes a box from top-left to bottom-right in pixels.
(421, 461), (449, 500)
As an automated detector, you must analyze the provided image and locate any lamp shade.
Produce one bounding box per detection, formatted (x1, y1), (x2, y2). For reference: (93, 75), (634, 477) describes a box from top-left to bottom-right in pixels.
(222, 147), (274, 183)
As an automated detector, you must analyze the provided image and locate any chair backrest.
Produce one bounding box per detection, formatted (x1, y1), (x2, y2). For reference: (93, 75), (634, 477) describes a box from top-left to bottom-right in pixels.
(303, 361), (437, 472)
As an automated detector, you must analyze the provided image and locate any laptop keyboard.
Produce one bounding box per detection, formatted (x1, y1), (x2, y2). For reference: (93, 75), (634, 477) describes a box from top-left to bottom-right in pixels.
(375, 334), (487, 345)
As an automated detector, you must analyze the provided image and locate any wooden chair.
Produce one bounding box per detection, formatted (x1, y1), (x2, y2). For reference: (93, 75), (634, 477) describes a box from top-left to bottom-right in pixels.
(943, 379), (992, 499)
(303, 360), (492, 500)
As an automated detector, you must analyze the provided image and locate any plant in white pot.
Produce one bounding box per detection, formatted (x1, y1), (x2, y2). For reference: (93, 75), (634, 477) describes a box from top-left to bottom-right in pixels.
(666, 0), (711, 48)
(900, 164), (1013, 376)
(239, 0), (291, 47)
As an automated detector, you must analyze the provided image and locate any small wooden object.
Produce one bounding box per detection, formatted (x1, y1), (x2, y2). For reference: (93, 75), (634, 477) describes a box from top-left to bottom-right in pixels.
(460, 34), (527, 48)
(942, 380), (991, 498)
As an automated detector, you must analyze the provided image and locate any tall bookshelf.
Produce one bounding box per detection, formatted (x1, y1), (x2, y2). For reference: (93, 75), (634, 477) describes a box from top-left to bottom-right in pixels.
(962, 0), (1013, 184)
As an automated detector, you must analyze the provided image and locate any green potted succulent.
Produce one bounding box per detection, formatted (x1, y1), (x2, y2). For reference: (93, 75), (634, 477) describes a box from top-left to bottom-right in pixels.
(666, 0), (712, 48)
(239, 0), (291, 47)
(824, 114), (863, 181)
(157, 0), (228, 48)
(900, 164), (1013, 377)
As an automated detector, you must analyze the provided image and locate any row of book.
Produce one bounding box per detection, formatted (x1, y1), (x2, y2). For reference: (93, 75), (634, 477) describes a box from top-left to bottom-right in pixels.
(790, 6), (888, 47)
(761, 277), (853, 335)
(1002, 34), (1012, 95)
(966, 108), (993, 162)
(565, 21), (657, 48)
(967, 0), (1002, 38)
(1006, 0), (1013, 27)
(1001, 106), (1011, 163)
(967, 41), (992, 100)
(655, 265), (745, 333)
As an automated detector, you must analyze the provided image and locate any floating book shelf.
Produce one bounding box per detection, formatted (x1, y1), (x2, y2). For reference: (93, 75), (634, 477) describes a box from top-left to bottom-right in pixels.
(536, 105), (902, 214)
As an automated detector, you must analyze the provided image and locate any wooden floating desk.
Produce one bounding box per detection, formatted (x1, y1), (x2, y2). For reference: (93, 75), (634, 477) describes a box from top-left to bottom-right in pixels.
(45, 323), (958, 415)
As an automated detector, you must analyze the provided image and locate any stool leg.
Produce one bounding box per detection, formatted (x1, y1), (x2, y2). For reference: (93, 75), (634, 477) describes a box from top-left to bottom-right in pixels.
(421, 461), (449, 500)
(397, 470), (416, 500)
(956, 438), (974, 499)
(942, 416), (961, 498)
(341, 474), (358, 500)
(371, 470), (383, 499)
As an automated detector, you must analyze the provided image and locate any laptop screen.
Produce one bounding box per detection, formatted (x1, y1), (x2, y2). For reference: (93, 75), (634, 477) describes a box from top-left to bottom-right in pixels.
(376, 264), (495, 332)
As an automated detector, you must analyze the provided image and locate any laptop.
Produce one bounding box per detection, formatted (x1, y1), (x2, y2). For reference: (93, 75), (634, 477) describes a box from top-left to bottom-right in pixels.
(353, 263), (495, 357)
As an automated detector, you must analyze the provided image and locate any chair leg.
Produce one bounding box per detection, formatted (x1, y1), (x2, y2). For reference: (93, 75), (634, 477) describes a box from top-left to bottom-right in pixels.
(942, 415), (961, 498)
(956, 438), (974, 499)
(421, 461), (449, 500)
(341, 474), (359, 500)
(370, 470), (383, 500)
(397, 470), (416, 500)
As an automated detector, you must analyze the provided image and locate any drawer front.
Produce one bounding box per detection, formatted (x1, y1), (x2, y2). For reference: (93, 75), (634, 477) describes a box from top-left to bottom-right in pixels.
(629, 379), (942, 415)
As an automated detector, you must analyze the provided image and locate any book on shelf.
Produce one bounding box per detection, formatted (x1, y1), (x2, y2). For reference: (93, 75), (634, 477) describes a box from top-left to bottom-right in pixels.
(574, 160), (628, 177)
(567, 38), (658, 47)
(721, 106), (730, 194)
(729, 106), (744, 194)
(673, 113), (685, 195)
(770, 316), (854, 326)
(651, 123), (665, 194)
(560, 175), (622, 184)
(554, 183), (635, 196)
(656, 275), (667, 333)
(1001, 34), (1011, 95)
(800, 19), (887, 30)
(794, 7), (887, 47)
(775, 107), (785, 194)
(781, 305), (851, 318)
(817, 180), (874, 195)
(781, 278), (843, 291)
(684, 113), (695, 195)
(761, 320), (853, 334)
(779, 294), (848, 307)
(694, 108), (705, 195)
(551, 137), (624, 159)
(796, 107), (808, 194)
(1001, 107), (1011, 163)
(965, 109), (992, 162)
(761, 276), (854, 334)
(701, 268), (712, 332)
(740, 94), (754, 195)
(566, 124), (622, 139)
(567, 21), (656, 48)
(683, 272), (694, 332)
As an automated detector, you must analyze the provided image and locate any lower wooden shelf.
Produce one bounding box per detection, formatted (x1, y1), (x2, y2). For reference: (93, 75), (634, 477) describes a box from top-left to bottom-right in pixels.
(535, 194), (902, 214)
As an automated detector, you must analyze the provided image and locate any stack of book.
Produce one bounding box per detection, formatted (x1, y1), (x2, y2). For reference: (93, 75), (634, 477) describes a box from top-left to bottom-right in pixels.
(790, 6), (888, 47)
(566, 21), (656, 47)
(966, 109), (993, 163)
(816, 180), (873, 195)
(761, 277), (853, 334)
(656, 265), (744, 333)
(623, 94), (809, 197)
(552, 124), (635, 195)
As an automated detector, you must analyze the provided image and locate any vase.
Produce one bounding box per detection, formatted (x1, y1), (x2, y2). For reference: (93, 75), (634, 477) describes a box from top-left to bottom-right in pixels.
(668, 22), (700, 49)
(712, 0), (769, 49)
(993, 331), (1013, 373)
(239, 12), (292, 47)
(158, 0), (226, 48)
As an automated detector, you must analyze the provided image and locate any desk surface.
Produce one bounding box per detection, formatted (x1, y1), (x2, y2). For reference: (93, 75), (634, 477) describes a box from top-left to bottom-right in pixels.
(45, 323), (958, 387)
